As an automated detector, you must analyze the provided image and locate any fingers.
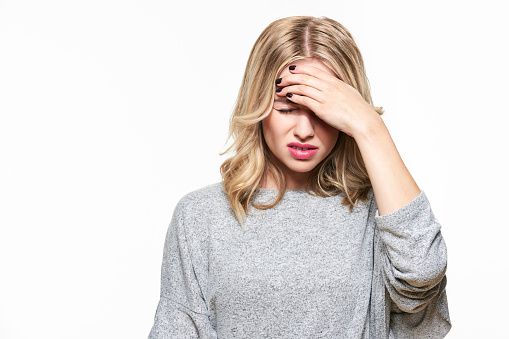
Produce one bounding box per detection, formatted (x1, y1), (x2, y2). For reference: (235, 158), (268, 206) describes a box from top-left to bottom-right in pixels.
(274, 63), (344, 114)
(276, 73), (323, 91)
(283, 92), (321, 113)
(275, 63), (343, 103)
(276, 84), (324, 103)
(277, 64), (340, 88)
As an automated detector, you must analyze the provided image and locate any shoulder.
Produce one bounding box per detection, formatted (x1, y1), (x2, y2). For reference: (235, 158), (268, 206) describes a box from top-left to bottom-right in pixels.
(177, 182), (226, 208)
(173, 181), (233, 222)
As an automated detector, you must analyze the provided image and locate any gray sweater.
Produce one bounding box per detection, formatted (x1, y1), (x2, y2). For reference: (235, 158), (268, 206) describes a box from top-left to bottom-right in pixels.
(148, 182), (451, 338)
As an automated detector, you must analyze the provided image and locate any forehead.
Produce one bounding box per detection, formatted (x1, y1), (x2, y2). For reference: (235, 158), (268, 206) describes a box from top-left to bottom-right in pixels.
(278, 57), (335, 77)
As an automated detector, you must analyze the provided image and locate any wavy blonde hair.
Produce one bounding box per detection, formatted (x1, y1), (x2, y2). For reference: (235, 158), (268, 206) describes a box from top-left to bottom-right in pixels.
(219, 16), (384, 226)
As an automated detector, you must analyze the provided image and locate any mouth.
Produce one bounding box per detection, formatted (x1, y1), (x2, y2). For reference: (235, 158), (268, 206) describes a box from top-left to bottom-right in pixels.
(287, 142), (318, 150)
(287, 144), (319, 159)
(289, 146), (316, 151)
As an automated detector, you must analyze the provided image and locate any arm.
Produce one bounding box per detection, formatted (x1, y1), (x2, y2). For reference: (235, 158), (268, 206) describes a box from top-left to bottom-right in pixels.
(373, 190), (448, 312)
(353, 116), (421, 216)
(344, 78), (451, 335)
(353, 93), (451, 336)
(148, 198), (216, 339)
(371, 190), (451, 337)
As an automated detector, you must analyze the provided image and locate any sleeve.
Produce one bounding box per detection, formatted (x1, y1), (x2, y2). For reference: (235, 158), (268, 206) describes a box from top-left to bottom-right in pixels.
(373, 190), (452, 338)
(148, 198), (217, 339)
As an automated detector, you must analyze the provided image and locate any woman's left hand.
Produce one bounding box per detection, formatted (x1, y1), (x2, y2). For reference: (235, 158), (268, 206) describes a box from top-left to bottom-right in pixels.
(276, 63), (381, 137)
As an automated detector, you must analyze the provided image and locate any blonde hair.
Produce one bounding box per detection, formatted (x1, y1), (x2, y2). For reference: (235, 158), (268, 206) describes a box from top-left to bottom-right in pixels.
(219, 16), (384, 226)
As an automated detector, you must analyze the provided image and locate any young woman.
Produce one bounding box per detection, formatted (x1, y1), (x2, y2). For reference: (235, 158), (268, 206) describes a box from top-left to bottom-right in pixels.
(148, 16), (451, 338)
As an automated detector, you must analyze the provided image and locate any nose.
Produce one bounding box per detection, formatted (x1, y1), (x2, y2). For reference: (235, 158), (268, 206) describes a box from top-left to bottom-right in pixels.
(293, 109), (315, 141)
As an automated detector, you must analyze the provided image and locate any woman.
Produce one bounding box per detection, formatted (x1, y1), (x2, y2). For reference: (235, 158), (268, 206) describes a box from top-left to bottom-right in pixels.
(148, 16), (451, 338)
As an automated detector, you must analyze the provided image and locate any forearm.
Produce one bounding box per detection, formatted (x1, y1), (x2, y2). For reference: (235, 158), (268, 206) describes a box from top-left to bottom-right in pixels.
(353, 115), (421, 216)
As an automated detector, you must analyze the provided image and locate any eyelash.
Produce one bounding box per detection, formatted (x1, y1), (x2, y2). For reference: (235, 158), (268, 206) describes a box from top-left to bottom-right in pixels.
(277, 109), (295, 114)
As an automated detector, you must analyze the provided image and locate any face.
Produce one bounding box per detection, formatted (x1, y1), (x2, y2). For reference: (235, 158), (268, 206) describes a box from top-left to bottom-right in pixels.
(261, 58), (340, 189)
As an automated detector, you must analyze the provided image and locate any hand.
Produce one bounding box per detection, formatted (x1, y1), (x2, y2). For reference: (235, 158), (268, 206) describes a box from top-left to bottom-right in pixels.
(275, 63), (380, 137)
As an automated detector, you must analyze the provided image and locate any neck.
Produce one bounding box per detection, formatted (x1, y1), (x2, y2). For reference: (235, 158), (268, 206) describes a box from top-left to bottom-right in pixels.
(259, 171), (310, 190)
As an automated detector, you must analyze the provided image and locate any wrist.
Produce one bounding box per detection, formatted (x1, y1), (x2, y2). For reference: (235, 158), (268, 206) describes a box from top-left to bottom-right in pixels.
(351, 113), (385, 143)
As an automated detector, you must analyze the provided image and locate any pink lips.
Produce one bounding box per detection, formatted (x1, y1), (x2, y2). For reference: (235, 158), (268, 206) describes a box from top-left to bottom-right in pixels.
(287, 142), (319, 159)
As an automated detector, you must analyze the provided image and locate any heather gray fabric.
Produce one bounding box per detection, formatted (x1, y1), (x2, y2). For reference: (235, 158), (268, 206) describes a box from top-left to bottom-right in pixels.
(148, 182), (451, 338)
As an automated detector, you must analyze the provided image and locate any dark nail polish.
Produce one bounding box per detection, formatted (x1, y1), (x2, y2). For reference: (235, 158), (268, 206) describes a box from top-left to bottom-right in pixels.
(276, 87), (282, 93)
(289, 65), (296, 70)
(286, 93), (293, 98)
(275, 78), (282, 85)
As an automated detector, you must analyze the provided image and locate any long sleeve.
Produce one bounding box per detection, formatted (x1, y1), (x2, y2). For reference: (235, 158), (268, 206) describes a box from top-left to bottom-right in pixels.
(148, 198), (217, 339)
(373, 190), (451, 338)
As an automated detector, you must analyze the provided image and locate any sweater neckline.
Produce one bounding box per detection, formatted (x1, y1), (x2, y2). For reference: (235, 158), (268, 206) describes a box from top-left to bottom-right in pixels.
(256, 187), (311, 193)
(254, 187), (316, 199)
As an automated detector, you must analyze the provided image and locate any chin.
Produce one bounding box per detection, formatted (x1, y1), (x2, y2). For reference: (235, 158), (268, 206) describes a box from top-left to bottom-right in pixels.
(286, 162), (318, 173)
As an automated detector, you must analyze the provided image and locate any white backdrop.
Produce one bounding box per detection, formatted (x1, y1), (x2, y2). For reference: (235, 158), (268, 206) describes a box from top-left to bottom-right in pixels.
(1, 0), (507, 338)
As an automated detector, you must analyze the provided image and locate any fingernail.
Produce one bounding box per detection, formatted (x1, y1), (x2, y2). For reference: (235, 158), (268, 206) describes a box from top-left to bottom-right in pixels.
(286, 93), (293, 98)
(289, 65), (296, 70)
(275, 78), (282, 85)
(276, 88), (282, 93)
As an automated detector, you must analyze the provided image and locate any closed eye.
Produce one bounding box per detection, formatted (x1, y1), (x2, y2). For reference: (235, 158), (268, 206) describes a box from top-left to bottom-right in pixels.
(277, 109), (295, 114)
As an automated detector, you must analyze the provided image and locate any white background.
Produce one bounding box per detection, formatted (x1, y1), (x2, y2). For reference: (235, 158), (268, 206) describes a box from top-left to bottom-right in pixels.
(1, 0), (507, 338)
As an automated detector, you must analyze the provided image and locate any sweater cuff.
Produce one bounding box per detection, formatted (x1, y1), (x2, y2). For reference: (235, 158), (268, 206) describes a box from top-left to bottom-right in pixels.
(374, 190), (429, 228)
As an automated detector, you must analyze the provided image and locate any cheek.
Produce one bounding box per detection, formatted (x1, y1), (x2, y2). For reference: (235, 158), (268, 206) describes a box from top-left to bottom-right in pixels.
(262, 113), (285, 141)
(261, 117), (276, 148)
(320, 126), (340, 149)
